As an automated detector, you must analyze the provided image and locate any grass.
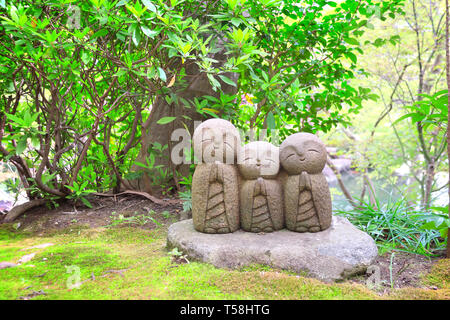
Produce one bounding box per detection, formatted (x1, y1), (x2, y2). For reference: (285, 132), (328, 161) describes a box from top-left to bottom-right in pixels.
(335, 198), (447, 256)
(0, 222), (448, 300)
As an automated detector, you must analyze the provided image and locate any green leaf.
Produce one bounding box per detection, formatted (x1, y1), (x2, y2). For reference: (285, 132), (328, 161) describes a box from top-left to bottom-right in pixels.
(114, 68), (128, 77)
(16, 136), (27, 155)
(92, 29), (108, 39)
(157, 116), (176, 125)
(266, 111), (276, 130)
(158, 67), (166, 82)
(80, 197), (93, 208)
(207, 74), (221, 90)
(116, 0), (129, 6)
(141, 25), (159, 38)
(230, 18), (241, 27)
(218, 75), (236, 87)
(142, 0), (157, 13)
(226, 0), (238, 10)
(6, 113), (25, 126)
(344, 37), (359, 46)
(31, 136), (40, 149)
(132, 27), (141, 46)
(345, 52), (357, 64)
(392, 113), (419, 125)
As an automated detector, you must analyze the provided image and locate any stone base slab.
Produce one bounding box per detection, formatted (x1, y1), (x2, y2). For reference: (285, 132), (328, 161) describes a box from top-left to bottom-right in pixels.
(166, 216), (378, 282)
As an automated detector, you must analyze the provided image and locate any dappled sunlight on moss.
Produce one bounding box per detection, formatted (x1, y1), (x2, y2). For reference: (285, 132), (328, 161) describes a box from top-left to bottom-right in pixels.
(423, 259), (450, 290)
(0, 222), (448, 300)
(210, 271), (379, 300)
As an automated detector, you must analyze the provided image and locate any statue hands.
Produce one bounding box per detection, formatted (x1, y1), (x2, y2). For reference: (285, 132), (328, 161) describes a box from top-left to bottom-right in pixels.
(253, 177), (267, 196)
(299, 171), (311, 191)
(209, 162), (224, 183)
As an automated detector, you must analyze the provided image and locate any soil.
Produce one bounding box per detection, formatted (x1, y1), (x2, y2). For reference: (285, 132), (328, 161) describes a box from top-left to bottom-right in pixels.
(0, 194), (185, 233)
(0, 197), (444, 290)
(348, 251), (443, 292)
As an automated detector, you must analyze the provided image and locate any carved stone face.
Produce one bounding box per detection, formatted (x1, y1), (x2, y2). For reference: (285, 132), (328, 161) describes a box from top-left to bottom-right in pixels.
(193, 119), (240, 164)
(280, 133), (327, 175)
(238, 141), (279, 179)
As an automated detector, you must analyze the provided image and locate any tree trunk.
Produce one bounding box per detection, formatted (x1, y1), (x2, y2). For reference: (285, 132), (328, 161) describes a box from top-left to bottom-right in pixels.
(445, 0), (450, 258)
(3, 199), (46, 223)
(128, 57), (237, 195)
(422, 160), (436, 209)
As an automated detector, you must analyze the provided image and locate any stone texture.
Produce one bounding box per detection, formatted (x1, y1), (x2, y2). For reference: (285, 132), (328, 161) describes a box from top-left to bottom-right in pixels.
(191, 119), (241, 233)
(238, 141), (284, 232)
(192, 163), (240, 233)
(167, 216), (378, 282)
(192, 118), (241, 165)
(18, 253), (36, 264)
(280, 133), (332, 232)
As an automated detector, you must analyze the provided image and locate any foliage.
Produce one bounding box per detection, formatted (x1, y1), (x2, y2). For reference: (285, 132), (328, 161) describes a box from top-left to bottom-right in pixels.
(336, 198), (448, 256)
(323, 0), (448, 210)
(133, 142), (174, 194)
(413, 205), (450, 239)
(107, 210), (162, 227)
(395, 90), (448, 126)
(178, 189), (192, 213)
(0, 0), (405, 200)
(217, 0), (404, 140)
(168, 247), (189, 263)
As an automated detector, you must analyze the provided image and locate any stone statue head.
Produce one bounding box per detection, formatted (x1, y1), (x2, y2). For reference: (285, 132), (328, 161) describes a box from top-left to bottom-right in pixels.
(238, 141), (279, 179)
(193, 119), (240, 164)
(280, 133), (327, 175)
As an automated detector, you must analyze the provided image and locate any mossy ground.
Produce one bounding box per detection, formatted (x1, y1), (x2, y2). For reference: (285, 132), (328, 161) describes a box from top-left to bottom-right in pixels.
(1, 219), (448, 300)
(0, 199), (448, 300)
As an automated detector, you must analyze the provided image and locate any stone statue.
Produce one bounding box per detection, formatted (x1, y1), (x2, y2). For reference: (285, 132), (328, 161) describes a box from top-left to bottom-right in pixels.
(280, 133), (332, 232)
(238, 141), (284, 232)
(170, 123), (379, 282)
(191, 119), (240, 233)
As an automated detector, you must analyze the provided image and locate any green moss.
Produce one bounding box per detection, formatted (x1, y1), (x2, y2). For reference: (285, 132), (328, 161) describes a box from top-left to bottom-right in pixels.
(238, 264), (276, 273)
(423, 259), (450, 290)
(0, 224), (31, 242)
(0, 246), (23, 262)
(42, 224), (91, 237)
(0, 222), (447, 300)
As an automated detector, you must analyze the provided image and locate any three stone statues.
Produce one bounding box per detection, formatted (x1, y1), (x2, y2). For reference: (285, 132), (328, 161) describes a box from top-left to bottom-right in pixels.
(192, 119), (332, 234)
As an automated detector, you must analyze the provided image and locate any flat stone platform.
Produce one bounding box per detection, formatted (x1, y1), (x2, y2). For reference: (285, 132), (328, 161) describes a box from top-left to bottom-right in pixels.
(167, 216), (378, 282)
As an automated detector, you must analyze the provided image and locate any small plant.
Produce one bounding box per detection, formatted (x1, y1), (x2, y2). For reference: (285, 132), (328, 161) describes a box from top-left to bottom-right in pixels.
(335, 197), (447, 256)
(65, 181), (96, 208)
(134, 143), (174, 195)
(168, 247), (189, 264)
(161, 211), (171, 219)
(2, 176), (21, 205)
(412, 205), (450, 239)
(389, 252), (395, 289)
(107, 211), (161, 227)
(179, 190), (192, 214)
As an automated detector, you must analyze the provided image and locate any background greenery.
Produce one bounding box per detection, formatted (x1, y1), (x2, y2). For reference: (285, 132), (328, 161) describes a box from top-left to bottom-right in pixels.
(0, 0), (448, 256)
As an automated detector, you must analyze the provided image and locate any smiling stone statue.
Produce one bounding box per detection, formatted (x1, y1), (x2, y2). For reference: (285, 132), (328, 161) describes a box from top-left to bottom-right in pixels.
(280, 133), (332, 232)
(169, 125), (378, 281)
(191, 119), (240, 233)
(238, 141), (284, 233)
